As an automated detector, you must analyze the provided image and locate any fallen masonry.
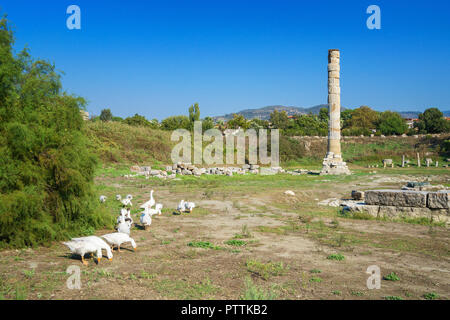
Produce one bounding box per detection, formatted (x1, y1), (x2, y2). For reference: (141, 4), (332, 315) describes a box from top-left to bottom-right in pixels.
(343, 189), (449, 224)
(124, 163), (317, 179)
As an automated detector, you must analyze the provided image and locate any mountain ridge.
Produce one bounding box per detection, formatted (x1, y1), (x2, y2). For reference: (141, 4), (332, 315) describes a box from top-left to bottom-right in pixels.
(213, 105), (450, 121)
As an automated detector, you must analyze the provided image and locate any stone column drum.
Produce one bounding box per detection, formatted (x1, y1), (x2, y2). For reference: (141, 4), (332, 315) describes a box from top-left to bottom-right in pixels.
(320, 49), (351, 175)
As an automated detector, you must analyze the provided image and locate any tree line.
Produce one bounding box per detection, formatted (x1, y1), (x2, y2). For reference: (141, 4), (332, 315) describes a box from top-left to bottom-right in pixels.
(97, 105), (449, 136)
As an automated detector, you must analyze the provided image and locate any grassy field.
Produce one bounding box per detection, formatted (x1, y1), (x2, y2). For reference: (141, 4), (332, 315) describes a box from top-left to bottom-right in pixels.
(0, 166), (448, 300)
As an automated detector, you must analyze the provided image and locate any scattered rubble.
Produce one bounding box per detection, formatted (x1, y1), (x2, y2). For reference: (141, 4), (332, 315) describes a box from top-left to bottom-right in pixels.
(123, 163), (321, 179)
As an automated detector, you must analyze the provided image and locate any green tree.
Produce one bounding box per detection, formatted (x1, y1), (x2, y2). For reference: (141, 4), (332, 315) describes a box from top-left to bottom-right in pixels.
(227, 114), (249, 129)
(287, 114), (328, 136)
(202, 116), (214, 131)
(99, 108), (112, 122)
(414, 108), (449, 134)
(319, 107), (329, 122)
(123, 113), (158, 128)
(189, 103), (200, 123)
(347, 106), (379, 131)
(0, 15), (111, 248)
(270, 110), (289, 130)
(161, 115), (191, 131)
(378, 111), (408, 135)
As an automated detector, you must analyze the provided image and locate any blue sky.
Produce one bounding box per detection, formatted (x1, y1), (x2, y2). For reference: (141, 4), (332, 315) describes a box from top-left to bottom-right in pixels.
(2, 0), (449, 119)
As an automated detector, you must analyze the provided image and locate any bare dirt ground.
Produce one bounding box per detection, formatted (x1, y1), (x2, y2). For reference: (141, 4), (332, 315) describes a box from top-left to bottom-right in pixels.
(1, 169), (449, 300)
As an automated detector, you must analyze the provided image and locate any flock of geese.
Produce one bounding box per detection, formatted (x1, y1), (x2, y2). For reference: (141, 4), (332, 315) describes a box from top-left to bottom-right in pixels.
(63, 190), (196, 265)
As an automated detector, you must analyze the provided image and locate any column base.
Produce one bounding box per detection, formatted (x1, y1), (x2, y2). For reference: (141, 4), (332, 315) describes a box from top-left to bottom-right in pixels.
(320, 152), (351, 175)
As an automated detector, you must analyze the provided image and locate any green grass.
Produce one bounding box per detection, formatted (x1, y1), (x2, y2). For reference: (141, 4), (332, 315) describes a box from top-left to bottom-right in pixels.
(309, 277), (322, 283)
(384, 296), (403, 300)
(327, 253), (345, 261)
(152, 277), (218, 299)
(310, 269), (322, 274)
(241, 277), (278, 300)
(383, 272), (400, 282)
(224, 239), (247, 247)
(246, 259), (288, 280)
(187, 241), (222, 250)
(423, 292), (440, 300)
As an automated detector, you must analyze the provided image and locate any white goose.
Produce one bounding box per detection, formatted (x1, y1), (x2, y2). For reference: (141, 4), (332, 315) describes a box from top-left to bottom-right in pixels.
(116, 194), (122, 201)
(71, 236), (113, 261)
(140, 190), (155, 209)
(177, 200), (186, 213)
(151, 203), (163, 216)
(121, 197), (132, 206)
(116, 208), (127, 224)
(140, 207), (152, 230)
(101, 233), (137, 252)
(184, 202), (196, 213)
(125, 208), (133, 224)
(99, 195), (107, 203)
(126, 194), (133, 200)
(140, 203), (163, 230)
(63, 240), (102, 265)
(117, 219), (132, 235)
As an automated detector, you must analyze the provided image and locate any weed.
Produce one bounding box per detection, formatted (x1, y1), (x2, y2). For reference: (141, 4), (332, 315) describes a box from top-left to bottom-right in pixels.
(225, 239), (247, 247)
(383, 272), (400, 281)
(22, 269), (35, 279)
(187, 241), (222, 250)
(241, 277), (278, 300)
(310, 269), (322, 274)
(423, 292), (439, 300)
(327, 253), (345, 261)
(384, 296), (403, 300)
(310, 277), (322, 283)
(246, 259), (288, 280)
(332, 290), (341, 295)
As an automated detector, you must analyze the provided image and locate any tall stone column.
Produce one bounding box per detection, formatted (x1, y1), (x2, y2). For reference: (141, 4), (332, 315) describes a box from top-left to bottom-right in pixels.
(320, 49), (350, 175)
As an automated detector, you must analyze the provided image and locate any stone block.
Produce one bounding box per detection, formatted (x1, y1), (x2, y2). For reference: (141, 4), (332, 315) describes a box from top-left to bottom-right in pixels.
(427, 191), (450, 209)
(365, 190), (428, 207)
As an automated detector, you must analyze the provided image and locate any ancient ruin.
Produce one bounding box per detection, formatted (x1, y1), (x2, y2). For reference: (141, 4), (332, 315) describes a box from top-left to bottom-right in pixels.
(320, 49), (351, 175)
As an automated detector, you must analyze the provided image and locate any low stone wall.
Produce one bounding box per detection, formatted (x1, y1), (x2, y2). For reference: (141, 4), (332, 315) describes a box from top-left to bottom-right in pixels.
(365, 190), (449, 209)
(344, 189), (450, 224)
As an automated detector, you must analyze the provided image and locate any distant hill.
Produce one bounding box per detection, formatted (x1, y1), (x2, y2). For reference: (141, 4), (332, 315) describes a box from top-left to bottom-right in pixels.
(213, 105), (450, 121)
(214, 104), (331, 121)
(398, 110), (450, 119)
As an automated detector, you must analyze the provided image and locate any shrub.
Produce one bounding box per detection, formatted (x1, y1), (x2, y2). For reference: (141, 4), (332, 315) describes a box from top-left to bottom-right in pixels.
(0, 16), (111, 248)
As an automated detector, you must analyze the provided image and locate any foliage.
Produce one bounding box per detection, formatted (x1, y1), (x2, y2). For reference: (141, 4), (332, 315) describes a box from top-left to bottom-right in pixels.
(270, 110), (289, 130)
(224, 239), (247, 246)
(245, 259), (288, 280)
(414, 108), (449, 134)
(378, 111), (408, 135)
(161, 115), (190, 131)
(0, 16), (111, 248)
(286, 114), (328, 136)
(188, 102), (200, 124)
(202, 116), (214, 131)
(383, 272), (400, 281)
(241, 277), (277, 300)
(187, 241), (222, 250)
(99, 108), (112, 122)
(344, 106), (379, 130)
(123, 113), (158, 128)
(326, 253), (345, 261)
(227, 113), (249, 129)
(423, 292), (439, 300)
